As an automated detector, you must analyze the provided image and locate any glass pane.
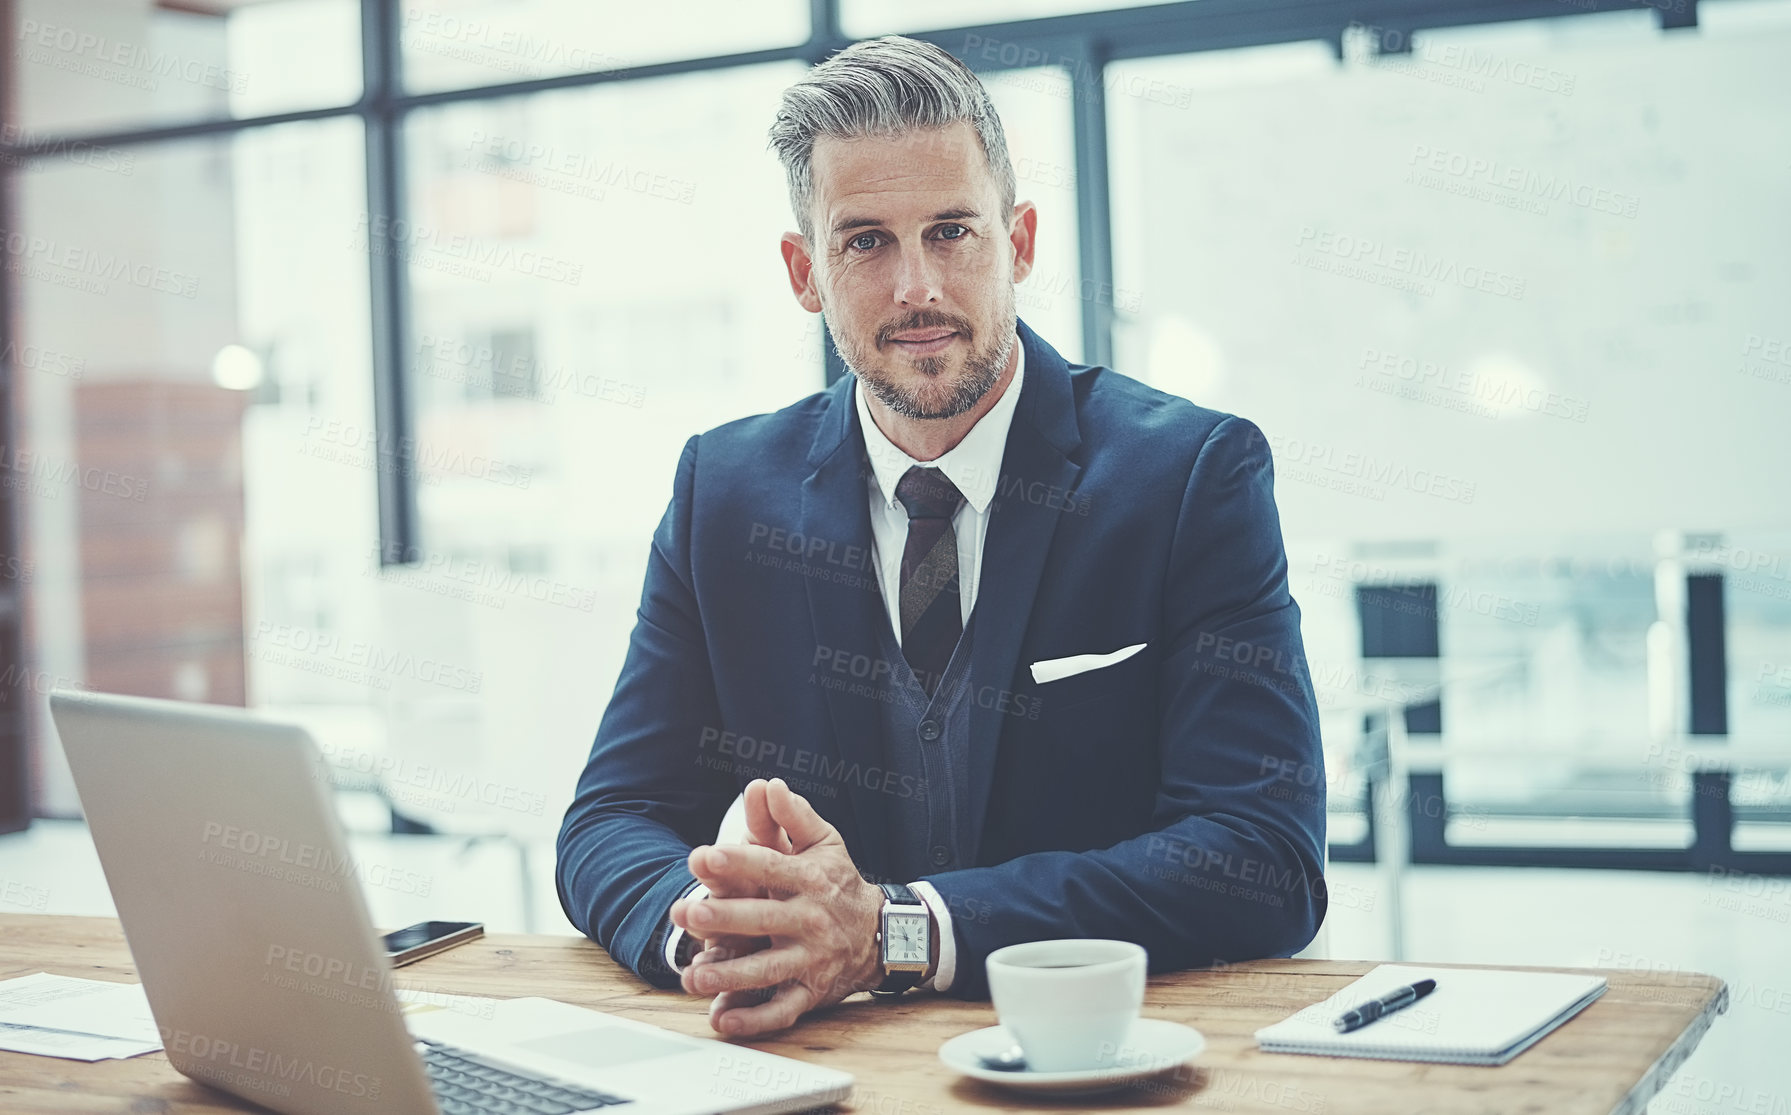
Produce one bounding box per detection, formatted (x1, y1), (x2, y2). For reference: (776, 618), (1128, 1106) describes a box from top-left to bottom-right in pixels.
(1721, 530), (1791, 747)
(981, 67), (1084, 363)
(9, 0), (361, 135)
(1109, 19), (1790, 539)
(1438, 541), (1667, 831)
(1288, 539), (1438, 845)
(1720, 529), (1791, 844)
(394, 62), (813, 830)
(1109, 18), (1791, 831)
(400, 0), (808, 94)
(11, 120), (375, 817)
(843, 0), (1181, 37)
(1700, 0), (1791, 34)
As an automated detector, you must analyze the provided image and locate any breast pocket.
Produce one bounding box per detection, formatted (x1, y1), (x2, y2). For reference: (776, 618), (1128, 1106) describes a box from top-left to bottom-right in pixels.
(1029, 647), (1153, 719)
(1019, 649), (1159, 829)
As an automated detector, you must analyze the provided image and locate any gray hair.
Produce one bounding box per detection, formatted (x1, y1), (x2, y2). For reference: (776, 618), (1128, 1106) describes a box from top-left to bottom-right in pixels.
(768, 35), (1016, 245)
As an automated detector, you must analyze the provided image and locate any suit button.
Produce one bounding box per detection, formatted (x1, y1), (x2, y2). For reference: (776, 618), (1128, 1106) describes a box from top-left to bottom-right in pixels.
(931, 845), (950, 866)
(919, 720), (941, 742)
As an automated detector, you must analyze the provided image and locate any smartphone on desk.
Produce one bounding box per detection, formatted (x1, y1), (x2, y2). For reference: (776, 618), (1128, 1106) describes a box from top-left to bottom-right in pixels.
(383, 920), (484, 967)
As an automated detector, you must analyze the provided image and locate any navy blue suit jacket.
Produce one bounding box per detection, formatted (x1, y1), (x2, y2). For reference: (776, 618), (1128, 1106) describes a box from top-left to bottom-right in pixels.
(555, 319), (1326, 998)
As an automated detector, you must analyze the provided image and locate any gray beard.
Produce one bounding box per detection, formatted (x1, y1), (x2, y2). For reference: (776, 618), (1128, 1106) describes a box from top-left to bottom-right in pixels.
(839, 316), (1017, 421)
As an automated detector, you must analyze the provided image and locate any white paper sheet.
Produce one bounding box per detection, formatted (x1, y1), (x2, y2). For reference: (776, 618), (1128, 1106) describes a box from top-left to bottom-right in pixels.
(0, 1020), (161, 1061)
(0, 973), (164, 1060)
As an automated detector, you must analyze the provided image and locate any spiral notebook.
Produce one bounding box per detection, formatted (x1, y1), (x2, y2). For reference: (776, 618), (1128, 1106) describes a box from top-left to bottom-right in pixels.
(1254, 964), (1607, 1066)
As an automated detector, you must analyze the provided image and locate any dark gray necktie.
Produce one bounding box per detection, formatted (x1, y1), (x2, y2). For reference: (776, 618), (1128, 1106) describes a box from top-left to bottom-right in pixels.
(894, 466), (966, 697)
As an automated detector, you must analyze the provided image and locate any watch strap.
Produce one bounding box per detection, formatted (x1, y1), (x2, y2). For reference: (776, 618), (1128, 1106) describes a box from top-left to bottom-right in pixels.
(879, 882), (919, 905)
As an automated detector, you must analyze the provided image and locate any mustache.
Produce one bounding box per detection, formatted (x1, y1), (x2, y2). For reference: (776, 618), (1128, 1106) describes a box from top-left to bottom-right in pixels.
(878, 312), (973, 344)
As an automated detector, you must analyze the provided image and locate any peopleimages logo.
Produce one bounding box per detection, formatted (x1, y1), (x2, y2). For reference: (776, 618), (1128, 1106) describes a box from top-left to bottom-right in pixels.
(0, 227), (200, 298)
(350, 213), (583, 286)
(198, 821), (434, 896)
(1345, 21), (1577, 96)
(15, 20), (250, 94)
(1356, 347), (1591, 423)
(460, 131), (698, 205)
(1293, 226), (1526, 301)
(1687, 540), (1791, 582)
(0, 443), (148, 501)
(0, 877), (50, 911)
(0, 339), (87, 379)
(315, 740), (548, 817)
(365, 545), (597, 614)
(1266, 432), (1477, 504)
(414, 335), (646, 407)
(163, 1026), (379, 1100)
(299, 416), (533, 490)
(959, 33), (1194, 108)
(266, 944), (392, 993)
(0, 124), (135, 176)
(1406, 143), (1639, 219)
(251, 620), (483, 694)
(401, 6), (631, 80)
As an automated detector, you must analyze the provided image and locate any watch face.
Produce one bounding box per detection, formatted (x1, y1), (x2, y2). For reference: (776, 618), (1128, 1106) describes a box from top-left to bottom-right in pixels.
(884, 911), (929, 965)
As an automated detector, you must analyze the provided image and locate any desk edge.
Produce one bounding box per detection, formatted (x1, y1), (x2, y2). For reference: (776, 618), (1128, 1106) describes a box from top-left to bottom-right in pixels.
(1606, 978), (1729, 1115)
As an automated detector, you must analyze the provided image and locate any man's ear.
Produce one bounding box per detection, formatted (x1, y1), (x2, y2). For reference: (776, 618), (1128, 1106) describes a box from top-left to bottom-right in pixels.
(1008, 200), (1039, 285)
(780, 232), (824, 314)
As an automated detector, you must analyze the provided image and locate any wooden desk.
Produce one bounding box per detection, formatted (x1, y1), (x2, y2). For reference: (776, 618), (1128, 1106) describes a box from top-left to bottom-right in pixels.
(0, 915), (1725, 1115)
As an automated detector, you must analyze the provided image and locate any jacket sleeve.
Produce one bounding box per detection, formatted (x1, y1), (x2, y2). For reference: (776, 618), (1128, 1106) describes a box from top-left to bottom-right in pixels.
(555, 434), (736, 987)
(919, 416), (1327, 999)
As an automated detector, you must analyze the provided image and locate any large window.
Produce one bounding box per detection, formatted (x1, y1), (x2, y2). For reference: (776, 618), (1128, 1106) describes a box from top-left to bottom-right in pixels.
(11, 119), (374, 816)
(400, 0), (810, 93)
(11, 0), (361, 134)
(2, 0), (1785, 869)
(981, 66), (1084, 360)
(387, 63), (816, 828)
(1107, 10), (1791, 858)
(1109, 13), (1789, 538)
(843, 0), (1185, 37)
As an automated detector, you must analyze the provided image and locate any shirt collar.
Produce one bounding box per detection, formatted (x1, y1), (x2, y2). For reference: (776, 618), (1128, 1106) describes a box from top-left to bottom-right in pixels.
(854, 334), (1025, 516)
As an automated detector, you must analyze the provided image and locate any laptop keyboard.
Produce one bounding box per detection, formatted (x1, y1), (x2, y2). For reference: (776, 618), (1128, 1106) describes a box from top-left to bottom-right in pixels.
(419, 1040), (632, 1114)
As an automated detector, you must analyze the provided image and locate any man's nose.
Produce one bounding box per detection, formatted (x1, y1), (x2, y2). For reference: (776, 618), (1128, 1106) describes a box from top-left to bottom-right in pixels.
(893, 243), (942, 305)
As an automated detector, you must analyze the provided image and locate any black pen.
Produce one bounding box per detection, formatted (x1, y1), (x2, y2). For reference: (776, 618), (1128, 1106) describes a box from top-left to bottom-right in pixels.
(1333, 978), (1437, 1033)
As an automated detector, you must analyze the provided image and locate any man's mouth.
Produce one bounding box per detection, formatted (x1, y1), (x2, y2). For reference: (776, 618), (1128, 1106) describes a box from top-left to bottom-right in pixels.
(887, 329), (958, 356)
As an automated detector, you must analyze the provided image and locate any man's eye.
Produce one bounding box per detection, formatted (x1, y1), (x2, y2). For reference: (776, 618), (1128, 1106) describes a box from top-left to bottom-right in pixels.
(937, 224), (968, 240)
(850, 233), (879, 251)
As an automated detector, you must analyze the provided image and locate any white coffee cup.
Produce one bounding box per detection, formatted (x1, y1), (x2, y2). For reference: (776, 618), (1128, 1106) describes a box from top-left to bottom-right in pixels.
(984, 939), (1147, 1072)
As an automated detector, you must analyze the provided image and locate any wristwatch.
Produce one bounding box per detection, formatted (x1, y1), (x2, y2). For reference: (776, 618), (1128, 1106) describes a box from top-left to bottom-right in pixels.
(871, 883), (931, 996)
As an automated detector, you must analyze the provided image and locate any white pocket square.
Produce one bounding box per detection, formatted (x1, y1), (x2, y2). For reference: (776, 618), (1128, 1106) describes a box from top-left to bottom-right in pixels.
(1029, 643), (1147, 685)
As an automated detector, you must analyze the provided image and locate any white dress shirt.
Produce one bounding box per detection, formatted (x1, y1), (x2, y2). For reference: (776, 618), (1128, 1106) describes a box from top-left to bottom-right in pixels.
(668, 334), (1026, 996)
(852, 335), (1025, 994)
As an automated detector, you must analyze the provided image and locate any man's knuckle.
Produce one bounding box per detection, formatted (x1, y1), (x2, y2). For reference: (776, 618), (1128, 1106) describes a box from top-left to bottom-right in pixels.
(785, 986), (813, 1017)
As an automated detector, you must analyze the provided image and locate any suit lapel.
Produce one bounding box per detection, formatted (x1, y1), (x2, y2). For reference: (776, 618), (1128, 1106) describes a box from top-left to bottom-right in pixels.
(963, 320), (1084, 864)
(799, 375), (892, 875)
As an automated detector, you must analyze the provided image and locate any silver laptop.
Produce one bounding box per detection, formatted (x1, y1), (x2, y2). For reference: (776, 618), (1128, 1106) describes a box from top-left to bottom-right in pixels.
(50, 689), (853, 1115)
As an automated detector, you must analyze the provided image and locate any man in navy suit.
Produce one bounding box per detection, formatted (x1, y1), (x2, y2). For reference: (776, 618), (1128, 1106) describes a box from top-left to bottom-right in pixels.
(556, 35), (1325, 1037)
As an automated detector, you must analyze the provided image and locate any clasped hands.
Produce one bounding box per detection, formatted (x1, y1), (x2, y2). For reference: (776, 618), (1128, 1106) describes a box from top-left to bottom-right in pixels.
(668, 777), (890, 1036)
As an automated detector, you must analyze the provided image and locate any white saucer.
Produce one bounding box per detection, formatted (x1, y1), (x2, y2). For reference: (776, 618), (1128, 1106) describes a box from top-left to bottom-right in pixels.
(938, 1018), (1206, 1097)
